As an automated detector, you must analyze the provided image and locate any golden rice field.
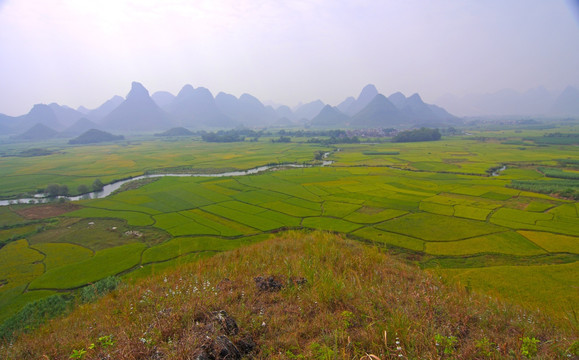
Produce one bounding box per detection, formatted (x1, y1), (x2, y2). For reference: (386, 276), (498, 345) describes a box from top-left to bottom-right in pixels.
(0, 128), (577, 322)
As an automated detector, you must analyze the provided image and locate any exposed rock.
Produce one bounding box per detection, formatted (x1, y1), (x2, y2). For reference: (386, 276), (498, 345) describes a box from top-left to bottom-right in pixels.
(289, 277), (308, 286)
(158, 307), (172, 317)
(254, 276), (283, 292)
(190, 310), (254, 359)
(214, 335), (241, 360)
(193, 350), (214, 360)
(235, 337), (256, 355)
(212, 310), (239, 335)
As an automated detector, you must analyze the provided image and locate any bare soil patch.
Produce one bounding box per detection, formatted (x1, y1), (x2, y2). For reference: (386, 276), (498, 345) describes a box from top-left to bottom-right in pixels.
(14, 203), (81, 220)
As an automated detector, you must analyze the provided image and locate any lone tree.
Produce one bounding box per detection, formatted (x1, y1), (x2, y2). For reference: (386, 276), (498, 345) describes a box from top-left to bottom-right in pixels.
(92, 179), (104, 192)
(77, 184), (90, 194)
(59, 185), (69, 196)
(44, 184), (69, 197)
(314, 151), (325, 161)
(44, 184), (61, 197)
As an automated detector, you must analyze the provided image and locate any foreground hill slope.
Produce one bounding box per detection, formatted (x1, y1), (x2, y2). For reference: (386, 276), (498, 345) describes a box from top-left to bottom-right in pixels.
(3, 232), (575, 359)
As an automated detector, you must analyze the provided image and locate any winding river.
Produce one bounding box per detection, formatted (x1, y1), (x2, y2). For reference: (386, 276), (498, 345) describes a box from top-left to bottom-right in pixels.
(491, 165), (507, 177)
(0, 160), (333, 207)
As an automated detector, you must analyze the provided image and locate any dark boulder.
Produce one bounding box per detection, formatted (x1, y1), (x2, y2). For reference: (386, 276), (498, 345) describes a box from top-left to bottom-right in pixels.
(254, 276), (283, 292)
(235, 337), (256, 355)
(214, 335), (241, 360)
(212, 310), (239, 335)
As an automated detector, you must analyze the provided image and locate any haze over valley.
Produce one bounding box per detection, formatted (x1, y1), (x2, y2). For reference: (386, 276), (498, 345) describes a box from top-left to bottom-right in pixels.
(0, 1), (578, 359)
(1, 0), (578, 119)
(2, 81), (579, 140)
(1, 82), (466, 137)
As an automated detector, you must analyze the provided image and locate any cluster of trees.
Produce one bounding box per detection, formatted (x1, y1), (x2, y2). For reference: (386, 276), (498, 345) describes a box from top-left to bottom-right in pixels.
(201, 131), (245, 143)
(538, 167), (579, 180)
(440, 127), (462, 135)
(392, 128), (441, 143)
(307, 136), (360, 145)
(526, 132), (579, 145)
(278, 129), (348, 138)
(558, 159), (579, 167)
(314, 151), (326, 161)
(44, 184), (69, 197)
(271, 136), (291, 143)
(77, 179), (104, 193)
(199, 129), (264, 143)
(17, 148), (54, 157)
(508, 179), (579, 200)
(543, 132), (579, 138)
(44, 179), (104, 197)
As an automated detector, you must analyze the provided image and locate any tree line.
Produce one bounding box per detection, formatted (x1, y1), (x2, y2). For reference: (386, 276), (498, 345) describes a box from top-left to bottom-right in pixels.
(44, 179), (104, 197)
(392, 128), (441, 142)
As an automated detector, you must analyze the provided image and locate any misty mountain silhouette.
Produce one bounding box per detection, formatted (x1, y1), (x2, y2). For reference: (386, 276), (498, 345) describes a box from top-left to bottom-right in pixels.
(343, 84), (379, 116)
(311, 105), (349, 127)
(154, 127), (194, 137)
(165, 85), (236, 128)
(60, 118), (100, 137)
(237, 93), (276, 126)
(0, 114), (18, 135)
(351, 94), (405, 127)
(336, 96), (355, 114)
(395, 93), (458, 124)
(151, 91), (176, 108)
(309, 87), (461, 128)
(272, 116), (294, 127)
(3, 82), (579, 135)
(68, 128), (124, 144)
(436, 86), (562, 116)
(0, 118), (11, 134)
(101, 82), (172, 131)
(550, 86), (579, 115)
(86, 95), (124, 122)
(274, 105), (295, 122)
(47, 103), (84, 128)
(216, 91), (280, 127)
(17, 104), (63, 132)
(294, 100), (325, 121)
(13, 123), (58, 141)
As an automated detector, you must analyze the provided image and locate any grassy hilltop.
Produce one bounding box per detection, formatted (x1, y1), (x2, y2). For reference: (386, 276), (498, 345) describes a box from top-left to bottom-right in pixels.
(2, 232), (577, 359)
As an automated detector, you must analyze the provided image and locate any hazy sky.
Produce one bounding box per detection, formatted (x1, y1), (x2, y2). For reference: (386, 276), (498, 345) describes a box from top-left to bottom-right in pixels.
(1, 0), (578, 115)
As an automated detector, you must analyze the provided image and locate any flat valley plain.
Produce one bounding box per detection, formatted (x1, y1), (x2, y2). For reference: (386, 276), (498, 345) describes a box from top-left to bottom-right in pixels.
(0, 124), (578, 324)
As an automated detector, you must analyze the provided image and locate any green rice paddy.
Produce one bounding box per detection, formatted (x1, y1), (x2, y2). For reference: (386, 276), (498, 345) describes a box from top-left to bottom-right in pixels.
(0, 128), (578, 320)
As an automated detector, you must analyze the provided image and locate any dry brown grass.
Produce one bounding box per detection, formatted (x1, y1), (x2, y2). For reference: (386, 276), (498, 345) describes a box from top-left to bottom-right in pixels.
(1, 231), (576, 359)
(14, 203), (80, 220)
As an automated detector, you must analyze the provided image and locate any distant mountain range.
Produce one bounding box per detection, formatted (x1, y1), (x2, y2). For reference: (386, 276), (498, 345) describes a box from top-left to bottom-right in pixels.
(313, 85), (459, 128)
(436, 86), (579, 117)
(1, 82), (578, 139)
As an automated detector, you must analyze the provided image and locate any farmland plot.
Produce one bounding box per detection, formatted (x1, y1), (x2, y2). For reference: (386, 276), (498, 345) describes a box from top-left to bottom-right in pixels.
(0, 130), (577, 321)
